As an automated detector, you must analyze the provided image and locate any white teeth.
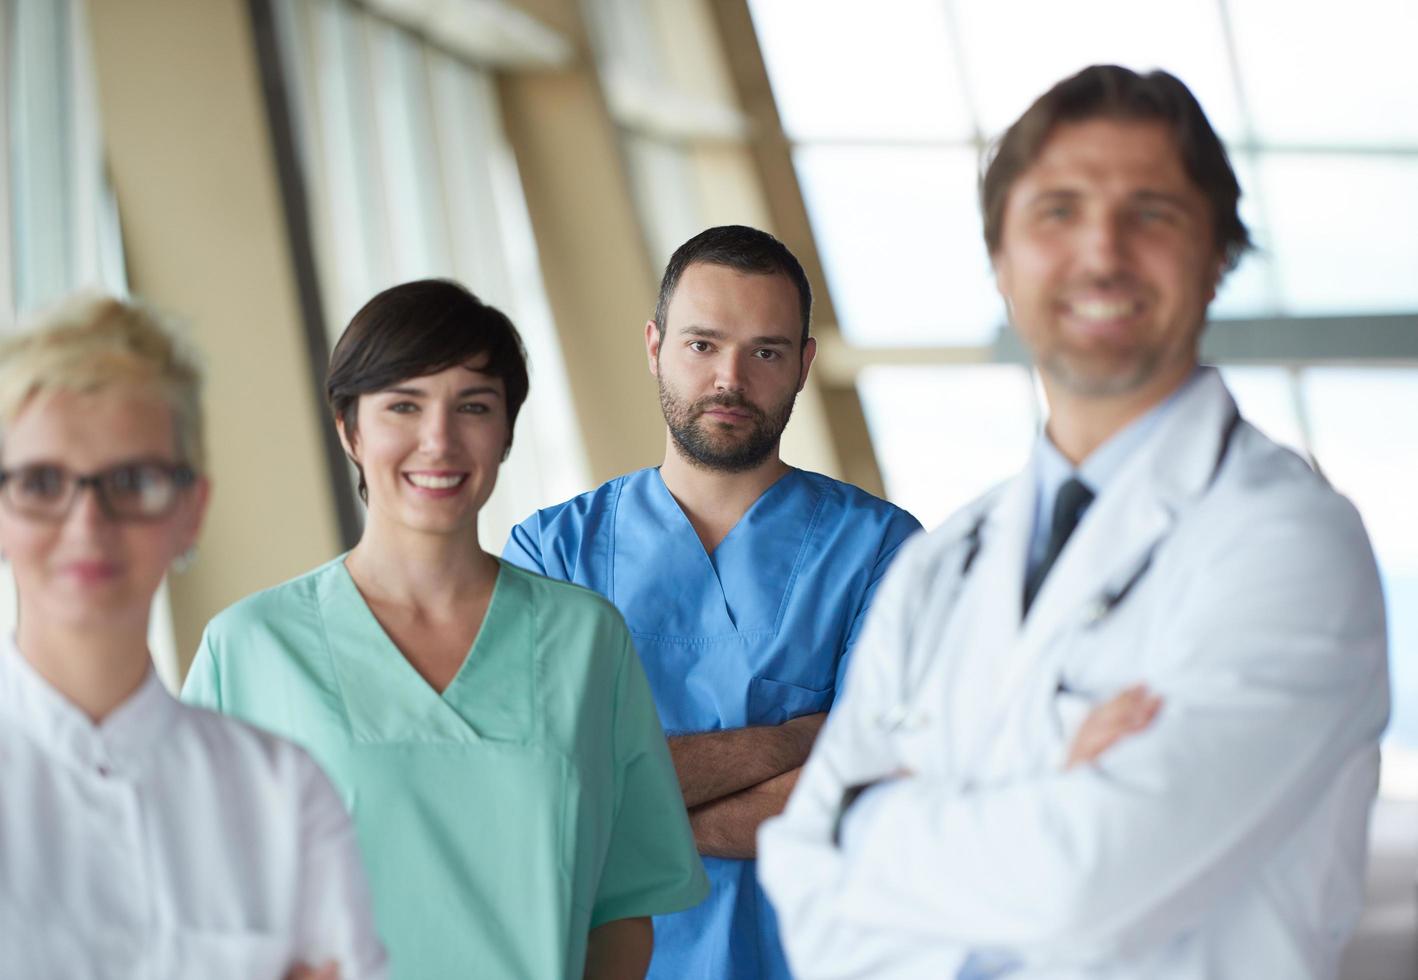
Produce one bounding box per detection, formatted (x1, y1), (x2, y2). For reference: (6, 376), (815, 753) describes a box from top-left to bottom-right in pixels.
(406, 473), (464, 489)
(1071, 300), (1135, 320)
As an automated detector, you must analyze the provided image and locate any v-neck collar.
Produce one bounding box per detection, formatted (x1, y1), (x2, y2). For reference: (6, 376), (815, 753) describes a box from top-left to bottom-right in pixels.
(611, 468), (821, 637)
(316, 555), (520, 743)
(651, 466), (802, 564)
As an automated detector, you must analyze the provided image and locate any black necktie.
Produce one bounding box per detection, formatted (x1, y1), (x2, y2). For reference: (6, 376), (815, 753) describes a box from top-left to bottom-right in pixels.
(1023, 477), (1095, 616)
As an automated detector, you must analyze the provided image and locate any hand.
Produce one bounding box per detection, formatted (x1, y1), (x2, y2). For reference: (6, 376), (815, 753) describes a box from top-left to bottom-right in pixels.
(1066, 684), (1162, 769)
(286, 962), (339, 980)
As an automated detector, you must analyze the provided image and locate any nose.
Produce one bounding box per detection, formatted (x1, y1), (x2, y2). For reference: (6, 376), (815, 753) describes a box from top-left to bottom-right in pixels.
(714, 352), (746, 393)
(1077, 211), (1129, 279)
(62, 482), (115, 537)
(418, 409), (453, 455)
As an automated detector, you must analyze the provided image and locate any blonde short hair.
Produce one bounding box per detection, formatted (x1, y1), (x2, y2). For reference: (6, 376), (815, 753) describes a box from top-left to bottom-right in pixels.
(0, 293), (206, 470)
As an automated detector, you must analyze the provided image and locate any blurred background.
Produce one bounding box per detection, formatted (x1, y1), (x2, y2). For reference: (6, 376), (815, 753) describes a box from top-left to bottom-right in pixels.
(2, 1), (1414, 973)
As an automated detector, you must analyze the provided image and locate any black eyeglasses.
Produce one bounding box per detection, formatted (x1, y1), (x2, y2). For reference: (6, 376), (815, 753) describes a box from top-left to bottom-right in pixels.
(0, 461), (197, 523)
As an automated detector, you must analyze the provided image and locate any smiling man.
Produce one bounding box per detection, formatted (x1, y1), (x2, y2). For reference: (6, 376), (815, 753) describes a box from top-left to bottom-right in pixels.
(759, 66), (1389, 979)
(503, 225), (921, 980)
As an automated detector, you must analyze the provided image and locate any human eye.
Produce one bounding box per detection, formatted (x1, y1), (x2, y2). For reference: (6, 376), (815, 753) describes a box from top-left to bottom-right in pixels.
(103, 463), (177, 517)
(386, 400), (419, 414)
(688, 340), (712, 353)
(105, 463), (151, 494)
(13, 464), (67, 501)
(457, 401), (492, 415)
(753, 348), (781, 361)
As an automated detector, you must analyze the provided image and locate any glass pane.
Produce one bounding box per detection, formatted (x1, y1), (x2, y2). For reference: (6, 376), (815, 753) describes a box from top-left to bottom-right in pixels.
(749, 0), (971, 141)
(622, 133), (704, 270)
(1208, 155), (1279, 318)
(795, 145), (1003, 345)
(1230, 0), (1418, 146)
(954, 0), (1242, 141)
(1259, 154), (1418, 315)
(1217, 366), (1305, 454)
(1302, 369), (1418, 784)
(859, 365), (1038, 530)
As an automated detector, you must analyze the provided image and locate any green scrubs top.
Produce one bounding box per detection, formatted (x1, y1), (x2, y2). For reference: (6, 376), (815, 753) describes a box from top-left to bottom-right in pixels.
(182, 557), (708, 980)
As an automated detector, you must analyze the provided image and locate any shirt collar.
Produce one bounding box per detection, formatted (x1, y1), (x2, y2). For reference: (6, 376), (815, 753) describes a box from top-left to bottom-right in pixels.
(0, 634), (177, 776)
(1034, 368), (1202, 498)
(1028, 369), (1201, 564)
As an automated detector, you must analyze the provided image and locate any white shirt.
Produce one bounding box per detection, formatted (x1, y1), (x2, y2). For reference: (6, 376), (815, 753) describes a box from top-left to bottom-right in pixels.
(0, 636), (388, 980)
(1026, 372), (1187, 578)
(760, 368), (1388, 979)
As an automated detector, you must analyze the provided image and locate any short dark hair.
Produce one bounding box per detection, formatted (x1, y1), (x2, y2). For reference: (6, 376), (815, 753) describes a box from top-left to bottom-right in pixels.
(981, 65), (1252, 273)
(653, 225), (813, 346)
(326, 279), (529, 501)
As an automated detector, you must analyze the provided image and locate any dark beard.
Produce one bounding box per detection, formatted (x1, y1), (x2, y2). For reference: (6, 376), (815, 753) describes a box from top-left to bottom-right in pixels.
(660, 383), (796, 474)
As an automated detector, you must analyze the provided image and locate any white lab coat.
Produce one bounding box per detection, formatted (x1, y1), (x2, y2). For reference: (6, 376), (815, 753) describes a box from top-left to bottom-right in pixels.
(758, 368), (1389, 979)
(0, 636), (388, 980)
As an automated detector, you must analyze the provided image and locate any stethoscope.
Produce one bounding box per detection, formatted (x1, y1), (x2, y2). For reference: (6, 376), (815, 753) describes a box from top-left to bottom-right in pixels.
(879, 409), (1244, 735)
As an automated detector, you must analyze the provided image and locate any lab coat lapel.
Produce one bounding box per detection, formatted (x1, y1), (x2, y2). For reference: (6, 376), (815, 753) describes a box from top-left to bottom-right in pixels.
(1005, 368), (1240, 693)
(942, 470), (1036, 757)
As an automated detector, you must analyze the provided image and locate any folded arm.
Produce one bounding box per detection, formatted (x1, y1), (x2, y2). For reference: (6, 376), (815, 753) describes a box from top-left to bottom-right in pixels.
(761, 503), (1387, 974)
(670, 713), (822, 808)
(689, 767), (803, 859)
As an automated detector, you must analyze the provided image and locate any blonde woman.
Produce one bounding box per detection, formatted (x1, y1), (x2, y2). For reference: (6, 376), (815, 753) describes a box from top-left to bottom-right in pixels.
(0, 295), (386, 980)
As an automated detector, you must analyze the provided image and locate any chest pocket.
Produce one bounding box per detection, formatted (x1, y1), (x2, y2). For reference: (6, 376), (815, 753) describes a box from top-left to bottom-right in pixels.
(747, 675), (833, 726)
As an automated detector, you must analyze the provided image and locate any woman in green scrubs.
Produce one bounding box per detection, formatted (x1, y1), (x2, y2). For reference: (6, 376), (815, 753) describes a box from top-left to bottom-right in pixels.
(183, 280), (707, 979)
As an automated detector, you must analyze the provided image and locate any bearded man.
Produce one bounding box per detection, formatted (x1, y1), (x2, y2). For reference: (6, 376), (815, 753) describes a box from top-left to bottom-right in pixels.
(504, 225), (921, 980)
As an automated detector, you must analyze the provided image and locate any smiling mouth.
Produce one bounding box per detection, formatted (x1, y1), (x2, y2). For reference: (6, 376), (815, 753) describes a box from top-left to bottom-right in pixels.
(1066, 298), (1142, 322)
(404, 473), (468, 490)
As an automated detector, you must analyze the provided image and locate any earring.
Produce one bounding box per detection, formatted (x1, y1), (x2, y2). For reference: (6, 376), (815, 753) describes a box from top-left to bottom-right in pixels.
(172, 546), (197, 574)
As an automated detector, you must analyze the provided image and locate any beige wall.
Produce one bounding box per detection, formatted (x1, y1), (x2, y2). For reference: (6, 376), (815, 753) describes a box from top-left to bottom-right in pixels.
(498, 63), (668, 483)
(88, 0), (341, 670)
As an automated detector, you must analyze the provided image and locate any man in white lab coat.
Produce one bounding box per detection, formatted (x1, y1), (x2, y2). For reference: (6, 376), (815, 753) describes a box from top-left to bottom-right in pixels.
(758, 65), (1389, 979)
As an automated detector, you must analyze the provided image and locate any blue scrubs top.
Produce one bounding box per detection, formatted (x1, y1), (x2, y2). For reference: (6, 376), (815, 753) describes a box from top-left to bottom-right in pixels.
(503, 467), (920, 980)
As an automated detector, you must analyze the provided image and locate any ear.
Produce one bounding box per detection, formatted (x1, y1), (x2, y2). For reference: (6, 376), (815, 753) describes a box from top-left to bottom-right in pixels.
(797, 337), (818, 392)
(992, 252), (1012, 304)
(645, 320), (663, 379)
(335, 413), (361, 463)
(1204, 253), (1226, 305)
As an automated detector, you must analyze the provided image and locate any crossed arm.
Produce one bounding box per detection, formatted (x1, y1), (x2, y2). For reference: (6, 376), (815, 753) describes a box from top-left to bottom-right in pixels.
(669, 686), (1154, 863)
(669, 713), (826, 858)
(758, 509), (1388, 976)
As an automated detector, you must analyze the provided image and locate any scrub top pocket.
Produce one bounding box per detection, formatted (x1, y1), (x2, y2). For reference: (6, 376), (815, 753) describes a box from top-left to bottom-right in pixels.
(747, 675), (833, 726)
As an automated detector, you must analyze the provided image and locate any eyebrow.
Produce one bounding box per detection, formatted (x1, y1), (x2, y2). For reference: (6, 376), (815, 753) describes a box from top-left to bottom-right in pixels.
(680, 325), (794, 347)
(382, 384), (501, 398)
(1131, 190), (1192, 209)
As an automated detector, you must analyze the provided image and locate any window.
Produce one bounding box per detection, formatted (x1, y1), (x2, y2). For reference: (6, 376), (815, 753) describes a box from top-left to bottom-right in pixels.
(750, 0), (1418, 795)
